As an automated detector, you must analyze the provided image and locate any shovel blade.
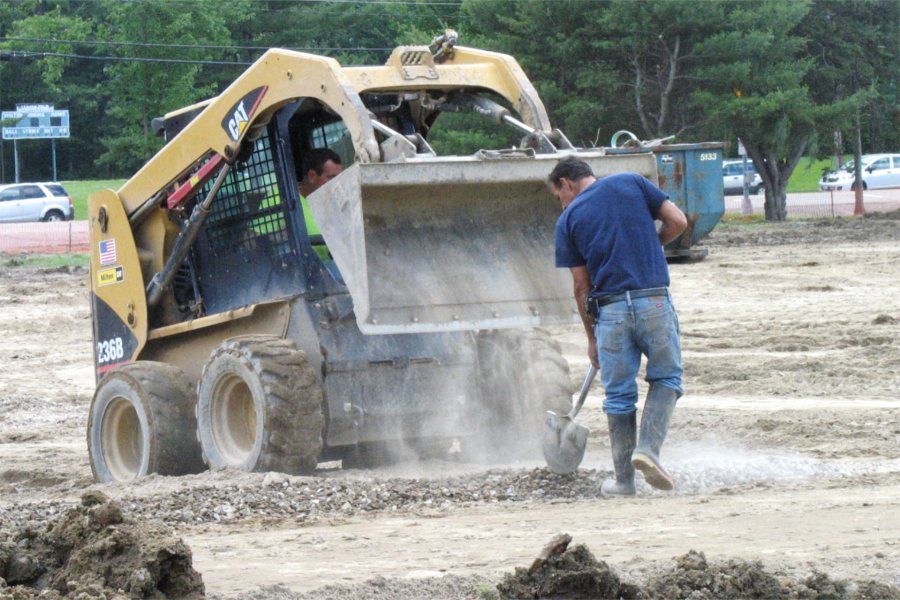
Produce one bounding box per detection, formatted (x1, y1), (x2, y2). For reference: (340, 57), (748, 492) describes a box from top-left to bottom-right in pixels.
(542, 410), (589, 475)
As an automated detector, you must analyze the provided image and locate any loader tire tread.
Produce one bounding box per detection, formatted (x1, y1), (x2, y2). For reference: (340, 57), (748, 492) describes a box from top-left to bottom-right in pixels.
(526, 331), (574, 417)
(474, 329), (573, 459)
(88, 361), (204, 482)
(198, 336), (323, 475)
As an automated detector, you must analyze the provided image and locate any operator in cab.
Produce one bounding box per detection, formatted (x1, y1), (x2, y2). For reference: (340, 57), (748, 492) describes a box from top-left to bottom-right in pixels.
(298, 147), (343, 272)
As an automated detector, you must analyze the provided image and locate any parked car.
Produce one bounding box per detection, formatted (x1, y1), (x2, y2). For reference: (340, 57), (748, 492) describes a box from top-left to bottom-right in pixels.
(819, 153), (900, 191)
(0, 182), (74, 223)
(722, 160), (763, 195)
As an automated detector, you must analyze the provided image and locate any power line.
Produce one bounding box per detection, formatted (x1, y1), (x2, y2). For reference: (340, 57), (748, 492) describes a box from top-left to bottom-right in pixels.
(1, 50), (252, 66)
(0, 36), (394, 52)
(0, 47), (404, 66)
(56, 0), (471, 17)
(124, 0), (465, 5)
(46, 0), (465, 4)
(273, 0), (464, 4)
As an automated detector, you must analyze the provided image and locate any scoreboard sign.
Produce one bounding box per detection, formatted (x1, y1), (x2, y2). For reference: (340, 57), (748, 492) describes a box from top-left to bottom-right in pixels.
(2, 103), (70, 139)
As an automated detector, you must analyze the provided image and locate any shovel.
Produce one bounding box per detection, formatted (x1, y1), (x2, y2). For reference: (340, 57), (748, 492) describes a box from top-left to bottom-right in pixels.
(542, 365), (598, 475)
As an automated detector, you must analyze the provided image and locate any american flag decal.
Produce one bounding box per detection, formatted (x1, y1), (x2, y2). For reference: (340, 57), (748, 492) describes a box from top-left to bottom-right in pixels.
(99, 239), (117, 266)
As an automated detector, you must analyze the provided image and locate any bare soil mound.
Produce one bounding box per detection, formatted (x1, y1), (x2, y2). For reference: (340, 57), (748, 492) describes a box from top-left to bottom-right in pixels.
(644, 549), (900, 599)
(496, 538), (900, 600)
(0, 492), (204, 599)
(706, 211), (899, 247)
(497, 534), (638, 599)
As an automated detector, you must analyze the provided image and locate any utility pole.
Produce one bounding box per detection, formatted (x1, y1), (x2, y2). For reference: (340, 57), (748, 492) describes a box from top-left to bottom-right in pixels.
(738, 138), (752, 216)
(0, 52), (4, 183)
(833, 130), (842, 169)
(853, 109), (865, 216)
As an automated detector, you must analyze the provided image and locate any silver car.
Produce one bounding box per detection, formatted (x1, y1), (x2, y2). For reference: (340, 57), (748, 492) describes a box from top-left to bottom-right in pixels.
(722, 160), (764, 195)
(0, 182), (75, 222)
(819, 153), (900, 191)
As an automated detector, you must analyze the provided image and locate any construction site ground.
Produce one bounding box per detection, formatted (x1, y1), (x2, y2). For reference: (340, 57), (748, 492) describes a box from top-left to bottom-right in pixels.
(1, 213), (898, 598)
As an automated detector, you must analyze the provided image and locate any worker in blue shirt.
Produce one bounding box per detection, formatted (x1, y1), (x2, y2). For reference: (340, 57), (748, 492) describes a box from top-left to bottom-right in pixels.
(550, 156), (688, 496)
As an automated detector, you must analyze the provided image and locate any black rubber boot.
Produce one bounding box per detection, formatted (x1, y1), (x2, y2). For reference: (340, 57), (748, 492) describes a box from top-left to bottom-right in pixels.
(600, 411), (636, 497)
(632, 384), (678, 491)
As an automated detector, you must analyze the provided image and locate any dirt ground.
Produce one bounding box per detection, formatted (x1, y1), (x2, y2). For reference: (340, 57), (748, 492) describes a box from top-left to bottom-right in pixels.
(1, 214), (898, 598)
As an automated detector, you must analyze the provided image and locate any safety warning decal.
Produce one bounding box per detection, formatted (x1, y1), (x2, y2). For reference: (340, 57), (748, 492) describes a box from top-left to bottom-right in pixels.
(98, 238), (117, 266)
(222, 86), (267, 142)
(97, 266), (124, 286)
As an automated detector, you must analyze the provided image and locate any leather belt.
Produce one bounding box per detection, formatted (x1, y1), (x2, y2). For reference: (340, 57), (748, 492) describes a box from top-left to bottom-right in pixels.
(585, 287), (669, 319)
(596, 286), (669, 307)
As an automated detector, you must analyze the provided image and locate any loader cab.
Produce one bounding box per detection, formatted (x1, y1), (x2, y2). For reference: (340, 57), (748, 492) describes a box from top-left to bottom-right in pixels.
(170, 100), (353, 323)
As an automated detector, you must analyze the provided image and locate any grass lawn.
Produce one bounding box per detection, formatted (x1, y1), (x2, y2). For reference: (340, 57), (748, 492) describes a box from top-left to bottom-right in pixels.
(786, 156), (840, 193)
(61, 179), (126, 220)
(1, 252), (90, 268)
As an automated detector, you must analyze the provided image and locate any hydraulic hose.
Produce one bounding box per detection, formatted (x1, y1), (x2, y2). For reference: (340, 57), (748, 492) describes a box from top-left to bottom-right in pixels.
(145, 161), (231, 308)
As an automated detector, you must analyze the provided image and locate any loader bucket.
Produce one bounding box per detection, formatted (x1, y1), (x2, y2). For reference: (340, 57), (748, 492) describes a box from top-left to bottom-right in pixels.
(309, 152), (658, 334)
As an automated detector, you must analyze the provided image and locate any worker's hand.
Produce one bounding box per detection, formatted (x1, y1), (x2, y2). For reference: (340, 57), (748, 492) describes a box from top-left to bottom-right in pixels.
(588, 340), (599, 368)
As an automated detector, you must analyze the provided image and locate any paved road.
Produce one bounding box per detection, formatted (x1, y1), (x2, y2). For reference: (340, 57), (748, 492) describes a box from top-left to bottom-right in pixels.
(725, 187), (900, 217)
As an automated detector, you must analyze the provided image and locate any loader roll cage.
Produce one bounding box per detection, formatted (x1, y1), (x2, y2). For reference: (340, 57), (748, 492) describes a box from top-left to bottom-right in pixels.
(169, 98), (352, 323)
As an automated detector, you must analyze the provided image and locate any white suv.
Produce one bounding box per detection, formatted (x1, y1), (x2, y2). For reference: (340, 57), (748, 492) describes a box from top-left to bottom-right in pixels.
(0, 182), (75, 222)
(722, 160), (763, 195)
(819, 153), (900, 191)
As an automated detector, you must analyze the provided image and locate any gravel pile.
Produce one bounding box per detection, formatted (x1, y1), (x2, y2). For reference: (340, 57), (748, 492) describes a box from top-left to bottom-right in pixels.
(0, 468), (613, 528)
(3, 450), (880, 530)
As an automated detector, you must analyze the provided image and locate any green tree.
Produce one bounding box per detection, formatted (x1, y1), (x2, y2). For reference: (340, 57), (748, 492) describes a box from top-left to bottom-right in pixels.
(693, 0), (836, 220)
(0, 4), (95, 181)
(462, 0), (619, 147)
(2, 0), (895, 188)
(597, 0), (728, 140)
(5, 6), (91, 91)
(94, 0), (251, 175)
(801, 0), (898, 177)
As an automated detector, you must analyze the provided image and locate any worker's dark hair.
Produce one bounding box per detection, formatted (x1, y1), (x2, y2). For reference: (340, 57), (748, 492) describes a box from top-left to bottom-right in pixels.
(301, 147), (342, 177)
(548, 156), (594, 187)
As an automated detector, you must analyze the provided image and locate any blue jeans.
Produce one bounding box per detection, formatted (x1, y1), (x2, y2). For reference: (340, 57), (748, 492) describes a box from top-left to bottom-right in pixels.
(594, 291), (683, 415)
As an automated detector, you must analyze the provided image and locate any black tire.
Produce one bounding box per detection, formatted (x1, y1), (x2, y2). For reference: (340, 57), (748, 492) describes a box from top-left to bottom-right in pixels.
(87, 362), (204, 483)
(43, 210), (65, 222)
(197, 335), (324, 474)
(851, 180), (867, 191)
(472, 329), (573, 460)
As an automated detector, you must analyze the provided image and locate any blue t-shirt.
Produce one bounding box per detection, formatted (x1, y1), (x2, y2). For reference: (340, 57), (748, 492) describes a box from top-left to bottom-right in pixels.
(555, 172), (670, 295)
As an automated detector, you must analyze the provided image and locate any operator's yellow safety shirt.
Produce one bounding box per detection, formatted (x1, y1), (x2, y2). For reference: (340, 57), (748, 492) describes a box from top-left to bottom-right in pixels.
(300, 195), (330, 261)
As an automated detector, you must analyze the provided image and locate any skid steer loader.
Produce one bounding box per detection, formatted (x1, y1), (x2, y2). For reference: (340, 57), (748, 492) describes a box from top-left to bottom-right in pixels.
(86, 34), (658, 482)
